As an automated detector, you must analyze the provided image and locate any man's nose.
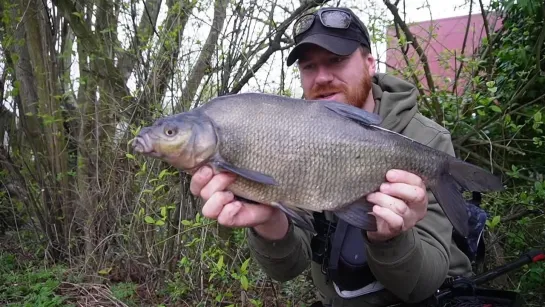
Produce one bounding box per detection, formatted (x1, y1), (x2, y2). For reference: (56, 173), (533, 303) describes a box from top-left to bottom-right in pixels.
(314, 66), (334, 84)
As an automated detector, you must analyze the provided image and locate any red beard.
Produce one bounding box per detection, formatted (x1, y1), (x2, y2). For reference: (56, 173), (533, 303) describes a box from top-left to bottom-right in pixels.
(305, 69), (373, 109)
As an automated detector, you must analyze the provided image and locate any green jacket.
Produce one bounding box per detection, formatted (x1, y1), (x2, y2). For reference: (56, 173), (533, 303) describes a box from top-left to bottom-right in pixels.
(245, 73), (473, 306)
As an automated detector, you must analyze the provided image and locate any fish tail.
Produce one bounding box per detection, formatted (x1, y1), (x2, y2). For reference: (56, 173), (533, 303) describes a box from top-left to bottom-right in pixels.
(430, 158), (504, 238)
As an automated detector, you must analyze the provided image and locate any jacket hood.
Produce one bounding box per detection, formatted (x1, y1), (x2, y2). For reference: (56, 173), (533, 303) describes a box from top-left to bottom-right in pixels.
(371, 73), (419, 133)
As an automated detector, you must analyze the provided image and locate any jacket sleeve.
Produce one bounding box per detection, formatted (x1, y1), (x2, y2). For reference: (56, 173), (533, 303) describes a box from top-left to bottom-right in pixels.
(246, 215), (314, 282)
(363, 130), (457, 303)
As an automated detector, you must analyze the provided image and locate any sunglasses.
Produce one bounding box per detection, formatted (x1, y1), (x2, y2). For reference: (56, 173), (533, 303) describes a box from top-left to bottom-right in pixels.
(292, 9), (364, 43)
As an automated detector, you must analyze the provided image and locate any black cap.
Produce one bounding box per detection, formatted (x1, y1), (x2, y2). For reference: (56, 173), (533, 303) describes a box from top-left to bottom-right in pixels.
(286, 7), (371, 67)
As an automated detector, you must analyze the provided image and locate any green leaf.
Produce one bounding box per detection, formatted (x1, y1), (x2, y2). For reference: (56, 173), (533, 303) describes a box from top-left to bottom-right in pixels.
(534, 111), (542, 122)
(125, 153), (135, 160)
(490, 105), (502, 113)
(489, 215), (501, 228)
(240, 275), (249, 291)
(534, 181), (543, 192)
(155, 220), (165, 226)
(161, 206), (167, 218)
(98, 267), (112, 275)
(144, 216), (155, 224)
(240, 258), (251, 274)
(181, 220), (192, 226)
(158, 169), (169, 179)
(217, 255), (224, 270)
(154, 184), (166, 193)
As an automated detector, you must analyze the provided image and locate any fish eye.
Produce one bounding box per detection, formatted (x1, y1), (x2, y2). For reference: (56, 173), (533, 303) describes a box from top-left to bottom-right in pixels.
(164, 126), (177, 136)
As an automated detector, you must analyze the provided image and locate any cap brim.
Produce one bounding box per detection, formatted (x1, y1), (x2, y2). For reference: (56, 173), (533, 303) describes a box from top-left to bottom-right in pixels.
(286, 34), (360, 66)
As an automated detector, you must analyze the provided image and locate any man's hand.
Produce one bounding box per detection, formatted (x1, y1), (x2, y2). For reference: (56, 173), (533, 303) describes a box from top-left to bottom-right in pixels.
(189, 166), (289, 240)
(365, 169), (428, 243)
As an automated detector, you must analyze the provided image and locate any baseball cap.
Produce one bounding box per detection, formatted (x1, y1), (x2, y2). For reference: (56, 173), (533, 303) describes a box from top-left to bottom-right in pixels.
(286, 7), (371, 66)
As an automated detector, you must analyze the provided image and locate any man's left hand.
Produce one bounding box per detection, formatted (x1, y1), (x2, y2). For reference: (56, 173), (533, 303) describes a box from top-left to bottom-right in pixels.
(366, 169), (428, 243)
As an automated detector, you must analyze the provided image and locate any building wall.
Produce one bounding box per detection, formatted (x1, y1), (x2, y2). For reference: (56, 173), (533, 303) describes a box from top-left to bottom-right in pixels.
(385, 13), (503, 95)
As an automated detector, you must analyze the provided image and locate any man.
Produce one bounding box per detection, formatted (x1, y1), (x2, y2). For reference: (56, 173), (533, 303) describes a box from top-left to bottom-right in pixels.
(189, 7), (473, 307)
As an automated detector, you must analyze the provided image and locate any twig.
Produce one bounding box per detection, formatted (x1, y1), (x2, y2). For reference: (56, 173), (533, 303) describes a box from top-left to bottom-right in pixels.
(465, 138), (527, 156)
(479, 0), (491, 46)
(455, 144), (535, 182)
(452, 0), (473, 95)
(502, 208), (544, 223)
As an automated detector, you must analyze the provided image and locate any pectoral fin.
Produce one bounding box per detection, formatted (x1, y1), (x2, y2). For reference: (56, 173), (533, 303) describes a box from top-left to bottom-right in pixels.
(271, 202), (316, 234)
(333, 198), (377, 231)
(214, 160), (278, 186)
(320, 100), (382, 126)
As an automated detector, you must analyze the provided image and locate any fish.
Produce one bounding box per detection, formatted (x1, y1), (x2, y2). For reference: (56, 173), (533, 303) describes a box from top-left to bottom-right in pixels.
(132, 92), (504, 238)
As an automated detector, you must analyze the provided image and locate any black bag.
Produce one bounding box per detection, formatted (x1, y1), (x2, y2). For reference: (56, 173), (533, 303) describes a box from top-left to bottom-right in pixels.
(311, 212), (377, 291)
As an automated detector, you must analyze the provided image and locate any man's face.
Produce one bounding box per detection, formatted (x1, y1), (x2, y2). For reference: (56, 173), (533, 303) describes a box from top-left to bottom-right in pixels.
(297, 45), (375, 109)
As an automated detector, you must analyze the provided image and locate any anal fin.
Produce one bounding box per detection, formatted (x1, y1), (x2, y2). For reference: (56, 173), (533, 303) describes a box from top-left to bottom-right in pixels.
(333, 198), (377, 231)
(271, 202), (316, 234)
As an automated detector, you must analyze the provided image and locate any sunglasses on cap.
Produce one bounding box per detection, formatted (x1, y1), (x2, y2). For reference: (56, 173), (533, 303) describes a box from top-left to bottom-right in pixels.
(292, 8), (366, 43)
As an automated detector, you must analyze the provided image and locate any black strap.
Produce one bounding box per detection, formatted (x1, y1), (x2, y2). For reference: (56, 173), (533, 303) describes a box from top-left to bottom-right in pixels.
(327, 218), (349, 280)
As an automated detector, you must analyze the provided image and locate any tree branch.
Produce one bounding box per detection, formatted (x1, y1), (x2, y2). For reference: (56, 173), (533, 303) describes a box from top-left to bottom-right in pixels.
(118, 0), (163, 82)
(177, 0), (229, 112)
(229, 0), (330, 94)
(452, 0), (473, 95)
(51, 0), (132, 106)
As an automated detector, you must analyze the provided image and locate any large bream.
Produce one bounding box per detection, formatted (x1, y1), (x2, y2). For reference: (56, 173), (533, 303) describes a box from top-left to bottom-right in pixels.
(132, 92), (504, 237)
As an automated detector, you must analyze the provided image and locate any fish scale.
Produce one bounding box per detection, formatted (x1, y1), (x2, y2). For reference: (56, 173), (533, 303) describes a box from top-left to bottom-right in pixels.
(204, 94), (436, 212)
(133, 92), (504, 237)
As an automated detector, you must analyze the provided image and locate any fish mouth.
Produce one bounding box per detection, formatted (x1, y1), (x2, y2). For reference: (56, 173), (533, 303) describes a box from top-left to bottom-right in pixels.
(132, 134), (157, 156)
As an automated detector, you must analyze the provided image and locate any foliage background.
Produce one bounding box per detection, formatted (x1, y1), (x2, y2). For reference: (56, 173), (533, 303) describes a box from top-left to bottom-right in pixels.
(0, 0), (543, 305)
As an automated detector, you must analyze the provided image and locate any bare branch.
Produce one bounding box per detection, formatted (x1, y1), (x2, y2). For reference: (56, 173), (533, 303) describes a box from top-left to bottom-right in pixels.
(177, 0), (229, 112)
(118, 0), (163, 82)
(452, 0), (473, 95)
(229, 0), (330, 94)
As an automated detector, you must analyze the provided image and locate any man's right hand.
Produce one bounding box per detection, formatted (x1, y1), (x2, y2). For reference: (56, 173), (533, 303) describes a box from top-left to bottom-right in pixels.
(189, 166), (290, 240)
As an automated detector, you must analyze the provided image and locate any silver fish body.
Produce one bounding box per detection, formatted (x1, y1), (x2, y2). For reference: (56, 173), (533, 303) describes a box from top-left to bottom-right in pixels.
(133, 92), (504, 237)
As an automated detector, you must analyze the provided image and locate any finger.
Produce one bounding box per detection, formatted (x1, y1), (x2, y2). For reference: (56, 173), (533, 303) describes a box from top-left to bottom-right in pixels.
(200, 172), (237, 201)
(373, 206), (404, 232)
(201, 190), (235, 220)
(380, 182), (428, 206)
(386, 169), (425, 188)
(190, 166), (213, 196)
(367, 191), (408, 216)
(216, 201), (244, 227)
(217, 201), (277, 228)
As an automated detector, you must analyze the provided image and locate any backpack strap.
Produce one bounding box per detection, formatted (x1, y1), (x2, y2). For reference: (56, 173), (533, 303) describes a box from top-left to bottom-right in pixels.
(326, 217), (348, 282)
(327, 218), (378, 292)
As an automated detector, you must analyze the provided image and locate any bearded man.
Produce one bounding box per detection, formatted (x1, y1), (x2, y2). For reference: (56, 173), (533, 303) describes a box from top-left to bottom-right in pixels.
(189, 7), (473, 307)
